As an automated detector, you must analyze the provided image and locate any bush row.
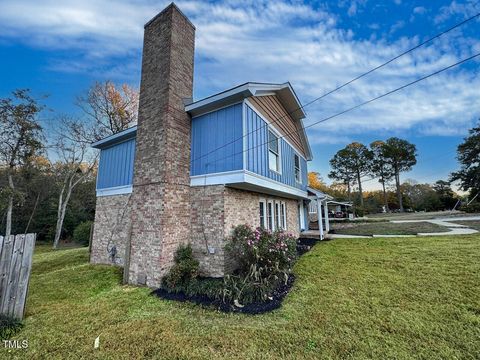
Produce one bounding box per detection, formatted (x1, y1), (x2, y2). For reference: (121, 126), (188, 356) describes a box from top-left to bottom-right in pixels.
(160, 225), (297, 306)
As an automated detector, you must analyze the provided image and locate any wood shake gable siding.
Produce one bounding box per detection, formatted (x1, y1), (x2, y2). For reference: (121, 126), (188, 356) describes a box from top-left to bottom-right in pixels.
(248, 95), (307, 158)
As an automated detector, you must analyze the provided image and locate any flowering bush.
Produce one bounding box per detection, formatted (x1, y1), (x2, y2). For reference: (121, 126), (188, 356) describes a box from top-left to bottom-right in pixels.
(224, 225), (297, 304)
(226, 224), (297, 276)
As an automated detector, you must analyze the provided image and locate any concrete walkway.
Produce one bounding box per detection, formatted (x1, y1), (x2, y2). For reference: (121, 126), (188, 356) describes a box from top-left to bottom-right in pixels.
(391, 216), (479, 236)
(307, 215), (480, 239)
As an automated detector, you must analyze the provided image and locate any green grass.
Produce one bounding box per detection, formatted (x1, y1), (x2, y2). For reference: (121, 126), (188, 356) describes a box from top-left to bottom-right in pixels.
(332, 221), (449, 236)
(367, 211), (480, 221)
(2, 237), (480, 359)
(454, 220), (480, 231)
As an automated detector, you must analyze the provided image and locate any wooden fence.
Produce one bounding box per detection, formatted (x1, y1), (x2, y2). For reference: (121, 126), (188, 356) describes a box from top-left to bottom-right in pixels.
(0, 233), (36, 319)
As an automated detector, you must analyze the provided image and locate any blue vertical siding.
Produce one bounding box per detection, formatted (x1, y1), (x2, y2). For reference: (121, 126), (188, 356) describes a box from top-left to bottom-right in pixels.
(245, 104), (307, 191)
(191, 103), (243, 175)
(97, 138), (135, 189)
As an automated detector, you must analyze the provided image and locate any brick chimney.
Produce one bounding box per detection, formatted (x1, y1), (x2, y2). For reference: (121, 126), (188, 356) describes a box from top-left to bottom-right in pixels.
(128, 3), (195, 287)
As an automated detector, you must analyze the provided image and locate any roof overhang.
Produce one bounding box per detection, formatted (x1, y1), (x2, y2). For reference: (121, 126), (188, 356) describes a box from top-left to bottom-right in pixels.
(185, 82), (313, 160)
(307, 187), (334, 200)
(327, 201), (353, 207)
(91, 126), (137, 149)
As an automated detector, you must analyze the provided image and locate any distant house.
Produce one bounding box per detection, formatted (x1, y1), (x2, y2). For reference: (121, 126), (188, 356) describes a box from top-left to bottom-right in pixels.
(90, 4), (329, 288)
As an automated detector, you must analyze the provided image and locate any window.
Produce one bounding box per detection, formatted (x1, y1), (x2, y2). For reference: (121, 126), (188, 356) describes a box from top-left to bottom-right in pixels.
(268, 130), (280, 172)
(267, 201), (274, 231)
(259, 200), (266, 228)
(294, 154), (301, 183)
(261, 199), (287, 231)
(281, 202), (287, 230)
(275, 202), (281, 230)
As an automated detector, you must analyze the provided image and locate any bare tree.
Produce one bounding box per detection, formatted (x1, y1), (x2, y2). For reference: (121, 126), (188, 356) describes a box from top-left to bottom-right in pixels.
(0, 89), (44, 238)
(76, 81), (138, 141)
(52, 118), (97, 249)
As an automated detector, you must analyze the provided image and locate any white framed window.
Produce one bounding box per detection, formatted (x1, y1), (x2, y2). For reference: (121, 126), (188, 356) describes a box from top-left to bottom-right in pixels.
(268, 129), (280, 172)
(281, 202), (287, 230)
(275, 201), (281, 230)
(267, 200), (274, 231)
(261, 199), (287, 231)
(259, 199), (267, 228)
(294, 154), (301, 183)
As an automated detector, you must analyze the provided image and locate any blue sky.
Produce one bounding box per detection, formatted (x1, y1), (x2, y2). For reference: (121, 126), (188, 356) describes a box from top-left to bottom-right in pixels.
(0, 0), (479, 191)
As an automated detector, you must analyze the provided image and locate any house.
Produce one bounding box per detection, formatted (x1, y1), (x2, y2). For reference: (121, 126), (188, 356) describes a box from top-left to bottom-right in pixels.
(90, 3), (326, 288)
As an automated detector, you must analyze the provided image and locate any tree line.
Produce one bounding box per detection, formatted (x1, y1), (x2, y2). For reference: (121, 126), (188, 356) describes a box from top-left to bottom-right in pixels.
(0, 82), (138, 247)
(328, 137), (417, 212)
(314, 121), (480, 214)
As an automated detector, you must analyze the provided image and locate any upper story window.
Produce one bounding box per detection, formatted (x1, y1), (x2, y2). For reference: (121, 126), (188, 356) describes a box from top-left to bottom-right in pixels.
(268, 130), (280, 172)
(294, 154), (301, 182)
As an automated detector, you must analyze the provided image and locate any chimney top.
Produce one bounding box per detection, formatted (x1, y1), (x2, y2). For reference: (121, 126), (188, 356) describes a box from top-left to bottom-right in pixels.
(144, 2), (196, 30)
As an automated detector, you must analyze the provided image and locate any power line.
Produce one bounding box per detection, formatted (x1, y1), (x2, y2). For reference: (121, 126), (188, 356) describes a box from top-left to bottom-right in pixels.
(191, 11), (480, 166)
(199, 51), (480, 170)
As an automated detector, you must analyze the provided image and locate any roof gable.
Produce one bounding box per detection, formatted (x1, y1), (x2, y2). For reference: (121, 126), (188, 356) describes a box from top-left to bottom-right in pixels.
(185, 82), (312, 160)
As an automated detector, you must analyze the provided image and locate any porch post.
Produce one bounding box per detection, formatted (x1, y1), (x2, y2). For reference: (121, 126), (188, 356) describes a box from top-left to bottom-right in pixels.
(317, 198), (324, 240)
(323, 200), (330, 233)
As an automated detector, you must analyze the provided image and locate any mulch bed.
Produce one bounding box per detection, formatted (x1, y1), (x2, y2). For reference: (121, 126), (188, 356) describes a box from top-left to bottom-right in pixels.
(152, 275), (295, 315)
(151, 238), (321, 315)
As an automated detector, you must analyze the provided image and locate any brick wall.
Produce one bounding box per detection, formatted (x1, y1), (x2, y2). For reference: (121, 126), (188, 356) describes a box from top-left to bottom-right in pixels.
(91, 194), (132, 266)
(127, 4), (195, 288)
(190, 185), (226, 277)
(190, 185), (301, 277)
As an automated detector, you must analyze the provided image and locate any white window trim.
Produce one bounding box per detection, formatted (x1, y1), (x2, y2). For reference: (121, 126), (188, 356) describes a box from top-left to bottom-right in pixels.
(281, 201), (287, 230)
(267, 199), (275, 231)
(260, 198), (288, 231)
(294, 153), (301, 184)
(259, 198), (267, 229)
(274, 201), (281, 230)
(268, 128), (282, 174)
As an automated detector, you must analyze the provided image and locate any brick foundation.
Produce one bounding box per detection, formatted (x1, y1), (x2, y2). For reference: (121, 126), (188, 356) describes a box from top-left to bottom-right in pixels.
(90, 194), (132, 266)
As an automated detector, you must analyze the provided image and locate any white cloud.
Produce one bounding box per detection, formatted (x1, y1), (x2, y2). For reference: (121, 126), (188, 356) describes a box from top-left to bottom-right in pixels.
(413, 6), (427, 15)
(0, 0), (479, 143)
(434, 0), (479, 24)
(347, 2), (357, 16)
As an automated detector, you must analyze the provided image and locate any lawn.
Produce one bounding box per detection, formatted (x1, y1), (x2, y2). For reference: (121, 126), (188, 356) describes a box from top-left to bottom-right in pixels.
(331, 221), (449, 236)
(454, 220), (480, 231)
(2, 236), (480, 359)
(367, 211), (480, 221)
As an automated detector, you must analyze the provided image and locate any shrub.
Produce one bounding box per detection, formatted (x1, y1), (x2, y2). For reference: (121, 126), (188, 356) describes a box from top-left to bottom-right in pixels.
(162, 244), (199, 290)
(73, 221), (93, 246)
(160, 227), (298, 306)
(0, 315), (23, 340)
(224, 225), (297, 304)
(184, 277), (224, 300)
(355, 207), (366, 217)
(226, 225), (297, 276)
